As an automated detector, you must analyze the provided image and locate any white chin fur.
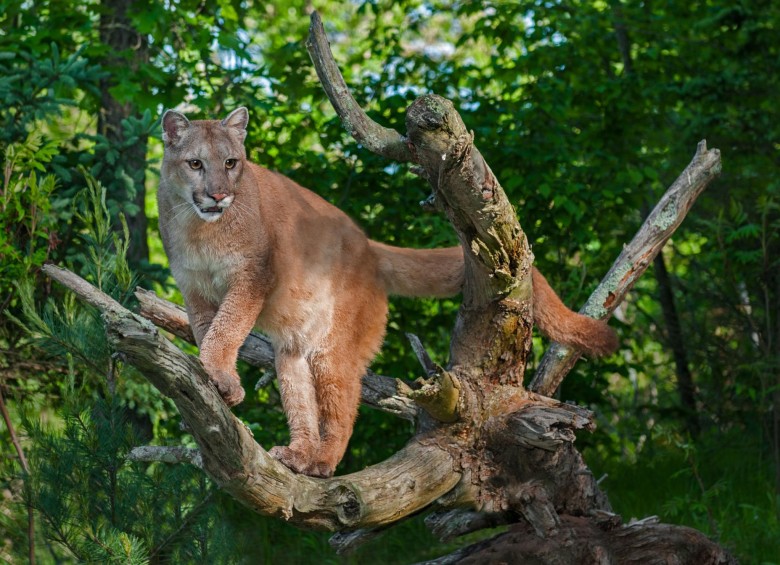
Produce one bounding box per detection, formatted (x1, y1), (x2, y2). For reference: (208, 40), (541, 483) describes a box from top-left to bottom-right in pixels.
(194, 206), (227, 222)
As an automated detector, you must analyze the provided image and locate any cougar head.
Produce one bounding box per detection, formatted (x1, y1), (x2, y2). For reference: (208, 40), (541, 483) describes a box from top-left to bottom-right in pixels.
(161, 107), (249, 223)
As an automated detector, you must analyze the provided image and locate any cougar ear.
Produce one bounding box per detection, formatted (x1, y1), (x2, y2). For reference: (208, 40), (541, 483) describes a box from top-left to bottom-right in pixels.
(162, 110), (190, 146)
(221, 107), (249, 140)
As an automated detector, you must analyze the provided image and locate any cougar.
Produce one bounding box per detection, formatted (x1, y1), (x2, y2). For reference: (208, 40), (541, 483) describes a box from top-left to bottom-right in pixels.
(158, 107), (617, 477)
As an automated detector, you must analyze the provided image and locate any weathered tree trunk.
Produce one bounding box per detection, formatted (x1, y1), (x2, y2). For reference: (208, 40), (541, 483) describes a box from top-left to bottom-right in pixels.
(41, 11), (732, 564)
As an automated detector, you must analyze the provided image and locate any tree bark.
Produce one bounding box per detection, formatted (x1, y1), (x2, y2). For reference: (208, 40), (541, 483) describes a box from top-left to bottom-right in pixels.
(421, 516), (735, 565)
(653, 250), (700, 437)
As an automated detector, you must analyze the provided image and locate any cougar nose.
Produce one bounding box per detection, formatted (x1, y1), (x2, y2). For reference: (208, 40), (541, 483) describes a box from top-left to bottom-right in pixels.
(211, 193), (228, 202)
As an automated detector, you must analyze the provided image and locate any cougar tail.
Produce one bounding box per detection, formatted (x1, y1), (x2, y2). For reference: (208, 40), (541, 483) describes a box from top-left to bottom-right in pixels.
(370, 240), (617, 356)
(532, 267), (618, 357)
(369, 241), (465, 298)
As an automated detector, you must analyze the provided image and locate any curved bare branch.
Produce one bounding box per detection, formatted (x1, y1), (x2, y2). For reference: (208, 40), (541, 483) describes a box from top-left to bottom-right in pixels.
(128, 445), (203, 469)
(306, 11), (414, 163)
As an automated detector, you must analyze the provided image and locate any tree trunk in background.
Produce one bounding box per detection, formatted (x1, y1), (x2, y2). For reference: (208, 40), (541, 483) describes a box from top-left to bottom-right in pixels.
(773, 272), (780, 494)
(654, 252), (700, 437)
(611, 2), (699, 438)
(98, 0), (149, 268)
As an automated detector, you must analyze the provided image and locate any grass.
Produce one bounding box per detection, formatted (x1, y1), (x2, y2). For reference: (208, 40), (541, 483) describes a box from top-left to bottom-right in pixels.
(585, 426), (780, 564)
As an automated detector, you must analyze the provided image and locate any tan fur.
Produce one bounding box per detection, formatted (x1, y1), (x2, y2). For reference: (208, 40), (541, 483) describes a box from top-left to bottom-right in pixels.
(159, 107), (618, 478)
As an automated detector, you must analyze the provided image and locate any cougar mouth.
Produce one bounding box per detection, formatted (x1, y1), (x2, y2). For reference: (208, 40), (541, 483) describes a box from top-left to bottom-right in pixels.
(193, 201), (229, 222)
(191, 192), (234, 222)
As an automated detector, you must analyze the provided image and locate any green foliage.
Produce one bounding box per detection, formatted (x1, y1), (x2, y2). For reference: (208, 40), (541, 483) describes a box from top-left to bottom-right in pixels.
(0, 131), (61, 303)
(0, 39), (102, 145)
(587, 426), (780, 563)
(1, 0), (779, 562)
(24, 395), (214, 563)
(79, 110), (161, 227)
(10, 174), (135, 375)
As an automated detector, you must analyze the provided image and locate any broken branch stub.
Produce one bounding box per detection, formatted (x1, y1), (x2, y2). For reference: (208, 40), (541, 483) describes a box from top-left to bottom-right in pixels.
(405, 96), (532, 304)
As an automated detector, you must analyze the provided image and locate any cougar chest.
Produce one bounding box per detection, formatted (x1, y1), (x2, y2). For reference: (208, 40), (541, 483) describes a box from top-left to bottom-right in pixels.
(174, 244), (245, 305)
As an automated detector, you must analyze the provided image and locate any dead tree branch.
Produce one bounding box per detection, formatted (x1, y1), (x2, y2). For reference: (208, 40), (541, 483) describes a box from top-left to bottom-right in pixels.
(307, 17), (609, 531)
(529, 140), (721, 396)
(43, 264), (461, 532)
(306, 12), (414, 163)
(128, 445), (204, 469)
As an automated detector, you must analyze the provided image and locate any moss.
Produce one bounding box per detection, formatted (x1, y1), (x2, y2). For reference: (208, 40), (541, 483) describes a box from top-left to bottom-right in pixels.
(419, 94), (449, 117)
(652, 198), (678, 231)
(583, 261), (632, 319)
(506, 273), (533, 303)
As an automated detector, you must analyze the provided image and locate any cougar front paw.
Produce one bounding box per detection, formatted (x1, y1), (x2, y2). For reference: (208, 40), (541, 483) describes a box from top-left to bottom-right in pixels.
(204, 366), (245, 407)
(269, 445), (311, 474)
(304, 460), (336, 479)
(269, 446), (335, 478)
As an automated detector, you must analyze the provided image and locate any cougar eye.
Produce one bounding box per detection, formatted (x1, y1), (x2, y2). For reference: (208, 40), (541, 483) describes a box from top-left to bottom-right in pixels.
(188, 159), (202, 170)
(225, 158), (237, 169)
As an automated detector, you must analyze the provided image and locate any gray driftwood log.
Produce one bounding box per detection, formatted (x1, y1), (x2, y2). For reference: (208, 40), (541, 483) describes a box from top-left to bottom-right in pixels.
(41, 11), (733, 563)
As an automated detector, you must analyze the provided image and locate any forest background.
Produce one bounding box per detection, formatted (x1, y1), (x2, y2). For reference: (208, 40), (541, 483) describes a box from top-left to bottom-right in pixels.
(1, 0), (778, 563)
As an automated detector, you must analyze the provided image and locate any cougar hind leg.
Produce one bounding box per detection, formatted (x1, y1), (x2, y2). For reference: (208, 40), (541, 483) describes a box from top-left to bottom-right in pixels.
(306, 286), (388, 478)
